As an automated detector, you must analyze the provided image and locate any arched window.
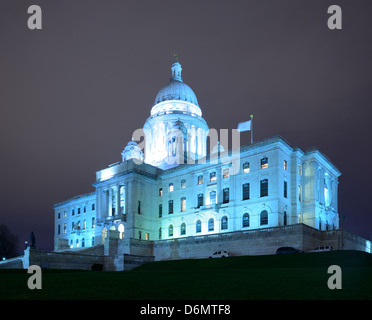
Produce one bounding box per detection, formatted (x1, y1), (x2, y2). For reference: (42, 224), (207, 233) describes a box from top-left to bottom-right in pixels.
(118, 224), (125, 239)
(208, 218), (214, 231)
(243, 213), (250, 228)
(260, 210), (268, 226)
(196, 220), (202, 233)
(181, 223), (186, 235)
(221, 216), (228, 230)
(168, 224), (173, 237)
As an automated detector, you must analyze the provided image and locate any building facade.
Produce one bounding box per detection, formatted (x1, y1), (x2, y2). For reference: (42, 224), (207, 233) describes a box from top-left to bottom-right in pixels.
(54, 60), (342, 259)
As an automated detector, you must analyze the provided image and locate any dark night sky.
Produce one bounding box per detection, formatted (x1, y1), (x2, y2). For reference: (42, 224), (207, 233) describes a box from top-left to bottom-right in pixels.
(0, 1), (371, 252)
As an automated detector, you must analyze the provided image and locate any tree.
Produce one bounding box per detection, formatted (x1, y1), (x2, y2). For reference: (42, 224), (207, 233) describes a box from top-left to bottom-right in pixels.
(0, 224), (19, 259)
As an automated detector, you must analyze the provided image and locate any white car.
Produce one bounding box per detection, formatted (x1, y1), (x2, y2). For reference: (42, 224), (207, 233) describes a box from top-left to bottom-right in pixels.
(311, 246), (333, 252)
(209, 250), (229, 258)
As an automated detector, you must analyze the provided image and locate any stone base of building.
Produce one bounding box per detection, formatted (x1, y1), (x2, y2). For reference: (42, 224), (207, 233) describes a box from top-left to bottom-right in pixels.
(1, 224), (370, 271)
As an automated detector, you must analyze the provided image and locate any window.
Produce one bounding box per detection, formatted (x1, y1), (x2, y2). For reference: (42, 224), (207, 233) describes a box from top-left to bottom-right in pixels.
(92, 237), (95, 246)
(208, 218), (214, 231)
(159, 228), (162, 240)
(169, 183), (174, 192)
(181, 223), (186, 235)
(298, 185), (302, 202)
(283, 211), (287, 226)
(57, 225), (60, 235)
(72, 209), (75, 216)
(92, 204), (95, 211)
(78, 207), (81, 214)
(261, 157), (268, 169)
(181, 179), (186, 189)
(242, 213), (250, 228)
(63, 223), (67, 234)
(159, 204), (162, 218)
(138, 231), (142, 240)
(181, 197), (186, 212)
(168, 225), (173, 237)
(120, 186), (125, 214)
(92, 218), (95, 228)
(83, 206), (86, 213)
(82, 238), (85, 248)
(58, 212), (60, 219)
(145, 233), (149, 240)
(196, 220), (202, 233)
(138, 200), (141, 214)
(197, 175), (203, 185)
(83, 220), (86, 230)
(221, 216), (228, 230)
(76, 239), (79, 248)
(210, 171), (217, 182)
(223, 168), (229, 179)
(168, 200), (173, 214)
(284, 181), (288, 198)
(210, 190), (216, 204)
(243, 162), (250, 173)
(197, 193), (204, 208)
(64, 211), (67, 218)
(260, 179), (268, 197)
(223, 188), (229, 204)
(242, 183), (250, 200)
(284, 160), (288, 171)
(260, 210), (268, 225)
(159, 188), (163, 197)
(298, 165), (302, 175)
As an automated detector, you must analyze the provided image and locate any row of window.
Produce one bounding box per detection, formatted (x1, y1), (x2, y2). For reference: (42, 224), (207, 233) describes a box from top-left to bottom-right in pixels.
(162, 211), (269, 238)
(57, 218), (96, 235)
(57, 203), (95, 219)
(70, 237), (94, 248)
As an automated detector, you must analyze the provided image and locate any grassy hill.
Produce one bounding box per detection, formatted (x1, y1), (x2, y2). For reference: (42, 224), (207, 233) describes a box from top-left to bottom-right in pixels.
(1, 250), (371, 300)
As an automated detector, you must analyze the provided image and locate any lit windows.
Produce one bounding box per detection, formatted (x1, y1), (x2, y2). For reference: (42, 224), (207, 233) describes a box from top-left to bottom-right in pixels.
(92, 218), (95, 228)
(181, 179), (186, 189)
(284, 160), (288, 171)
(210, 190), (216, 204)
(169, 183), (174, 192)
(243, 162), (250, 173)
(63, 223), (67, 234)
(298, 165), (302, 176)
(261, 157), (268, 169)
(159, 188), (163, 197)
(210, 171), (217, 182)
(223, 168), (229, 179)
(181, 197), (186, 212)
(197, 175), (203, 185)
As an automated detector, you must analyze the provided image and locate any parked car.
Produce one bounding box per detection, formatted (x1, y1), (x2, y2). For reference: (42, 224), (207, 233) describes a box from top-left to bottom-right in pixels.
(276, 247), (304, 254)
(209, 250), (229, 258)
(311, 246), (333, 252)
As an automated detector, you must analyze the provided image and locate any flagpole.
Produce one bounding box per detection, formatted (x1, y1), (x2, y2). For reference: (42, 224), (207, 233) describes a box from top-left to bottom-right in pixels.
(250, 114), (254, 144)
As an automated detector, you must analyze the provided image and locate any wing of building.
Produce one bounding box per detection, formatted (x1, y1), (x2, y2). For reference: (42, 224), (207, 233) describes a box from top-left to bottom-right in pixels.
(49, 59), (370, 270)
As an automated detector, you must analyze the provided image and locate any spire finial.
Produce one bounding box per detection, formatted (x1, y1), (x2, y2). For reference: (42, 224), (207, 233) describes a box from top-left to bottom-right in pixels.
(173, 53), (179, 62)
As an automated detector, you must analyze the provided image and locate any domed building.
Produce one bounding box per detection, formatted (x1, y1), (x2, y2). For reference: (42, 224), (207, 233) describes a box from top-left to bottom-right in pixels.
(143, 61), (209, 169)
(38, 57), (369, 271)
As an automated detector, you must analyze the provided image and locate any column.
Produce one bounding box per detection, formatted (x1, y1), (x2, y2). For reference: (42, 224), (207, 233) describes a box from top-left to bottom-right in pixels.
(115, 185), (120, 216)
(108, 188), (113, 216)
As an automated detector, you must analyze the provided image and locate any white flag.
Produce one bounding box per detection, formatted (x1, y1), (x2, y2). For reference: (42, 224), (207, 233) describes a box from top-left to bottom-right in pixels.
(237, 120), (252, 132)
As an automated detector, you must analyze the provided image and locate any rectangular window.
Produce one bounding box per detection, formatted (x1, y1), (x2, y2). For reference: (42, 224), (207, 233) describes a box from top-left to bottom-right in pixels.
(198, 175), (203, 185)
(145, 233), (149, 241)
(159, 204), (162, 218)
(169, 183), (174, 192)
(284, 181), (288, 198)
(197, 193), (204, 208)
(78, 207), (81, 214)
(223, 168), (229, 179)
(261, 157), (268, 169)
(298, 185), (302, 202)
(181, 197), (186, 212)
(92, 204), (95, 211)
(72, 209), (75, 216)
(298, 165), (302, 175)
(168, 200), (173, 214)
(83, 206), (86, 213)
(57, 225), (60, 235)
(159, 188), (163, 196)
(181, 179), (186, 189)
(63, 223), (67, 234)
(242, 183), (250, 200)
(210, 171), (217, 182)
(284, 160), (288, 171)
(223, 188), (229, 203)
(243, 162), (250, 173)
(138, 200), (141, 214)
(210, 190), (217, 204)
(92, 218), (95, 228)
(260, 179), (268, 197)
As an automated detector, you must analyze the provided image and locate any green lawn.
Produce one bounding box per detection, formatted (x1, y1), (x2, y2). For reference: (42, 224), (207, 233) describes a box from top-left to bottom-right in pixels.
(0, 250), (371, 300)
